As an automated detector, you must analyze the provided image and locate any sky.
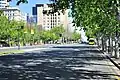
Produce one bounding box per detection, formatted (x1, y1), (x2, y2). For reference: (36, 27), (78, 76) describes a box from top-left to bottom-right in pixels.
(10, 0), (50, 15)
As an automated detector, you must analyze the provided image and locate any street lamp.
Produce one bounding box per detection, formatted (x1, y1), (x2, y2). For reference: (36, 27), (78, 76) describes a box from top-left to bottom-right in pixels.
(8, 16), (11, 47)
(17, 26), (24, 50)
(17, 29), (20, 50)
(23, 29), (27, 46)
(31, 29), (34, 45)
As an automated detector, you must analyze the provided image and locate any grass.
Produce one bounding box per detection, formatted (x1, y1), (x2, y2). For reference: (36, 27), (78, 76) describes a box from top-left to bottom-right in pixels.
(0, 50), (24, 56)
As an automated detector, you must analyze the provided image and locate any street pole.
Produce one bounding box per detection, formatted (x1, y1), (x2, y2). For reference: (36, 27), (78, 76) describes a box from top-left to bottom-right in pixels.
(7, 35), (10, 47)
(17, 30), (20, 50)
(23, 30), (27, 46)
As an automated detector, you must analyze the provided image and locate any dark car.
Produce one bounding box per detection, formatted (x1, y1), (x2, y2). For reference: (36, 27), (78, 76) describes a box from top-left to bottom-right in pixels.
(0, 41), (10, 47)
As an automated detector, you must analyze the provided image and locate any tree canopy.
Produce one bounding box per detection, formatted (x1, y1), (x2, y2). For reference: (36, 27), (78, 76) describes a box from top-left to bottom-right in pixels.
(49, 0), (120, 38)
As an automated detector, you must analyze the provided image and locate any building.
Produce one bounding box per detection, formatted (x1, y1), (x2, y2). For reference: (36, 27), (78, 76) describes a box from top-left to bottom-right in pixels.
(32, 4), (68, 31)
(0, 0), (9, 9)
(0, 7), (27, 21)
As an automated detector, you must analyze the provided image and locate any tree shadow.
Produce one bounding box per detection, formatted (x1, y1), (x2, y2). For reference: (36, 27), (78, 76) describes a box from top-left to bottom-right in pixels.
(0, 45), (119, 79)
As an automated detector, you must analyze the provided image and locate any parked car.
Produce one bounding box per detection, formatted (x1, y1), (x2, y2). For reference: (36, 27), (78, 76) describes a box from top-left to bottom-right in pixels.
(0, 41), (9, 47)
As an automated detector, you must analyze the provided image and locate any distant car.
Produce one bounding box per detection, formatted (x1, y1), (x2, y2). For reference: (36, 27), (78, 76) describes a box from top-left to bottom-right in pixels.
(89, 38), (95, 45)
(56, 42), (61, 44)
(0, 41), (9, 47)
(81, 41), (88, 44)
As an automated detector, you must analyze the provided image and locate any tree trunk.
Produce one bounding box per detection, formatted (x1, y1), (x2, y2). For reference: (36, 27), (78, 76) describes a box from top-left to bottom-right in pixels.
(104, 38), (107, 53)
(110, 38), (114, 57)
(99, 37), (102, 50)
(102, 37), (105, 51)
(115, 37), (119, 59)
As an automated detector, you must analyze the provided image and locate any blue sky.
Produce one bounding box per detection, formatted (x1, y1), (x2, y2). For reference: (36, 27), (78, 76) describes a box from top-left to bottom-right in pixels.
(10, 0), (50, 15)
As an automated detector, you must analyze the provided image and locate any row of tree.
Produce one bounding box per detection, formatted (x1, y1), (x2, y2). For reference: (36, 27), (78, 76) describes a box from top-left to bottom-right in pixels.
(0, 11), (80, 46)
(0, 12), (25, 46)
(49, 0), (120, 58)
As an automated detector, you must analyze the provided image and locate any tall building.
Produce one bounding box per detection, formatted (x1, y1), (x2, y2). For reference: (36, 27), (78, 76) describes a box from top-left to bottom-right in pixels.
(1, 7), (27, 21)
(32, 4), (68, 31)
(0, 0), (9, 8)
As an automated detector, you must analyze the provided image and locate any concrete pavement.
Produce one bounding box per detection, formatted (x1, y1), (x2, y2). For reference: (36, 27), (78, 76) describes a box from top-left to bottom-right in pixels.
(97, 47), (120, 78)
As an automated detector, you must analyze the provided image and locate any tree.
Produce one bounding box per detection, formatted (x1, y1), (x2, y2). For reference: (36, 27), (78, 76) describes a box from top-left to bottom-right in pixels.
(0, 10), (3, 16)
(0, 15), (10, 40)
(44, 0), (120, 58)
(6, 0), (120, 58)
(71, 32), (81, 41)
(39, 25), (65, 43)
(50, 25), (65, 38)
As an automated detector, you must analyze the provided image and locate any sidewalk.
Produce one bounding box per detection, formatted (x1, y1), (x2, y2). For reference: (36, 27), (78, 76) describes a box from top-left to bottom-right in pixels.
(97, 47), (120, 71)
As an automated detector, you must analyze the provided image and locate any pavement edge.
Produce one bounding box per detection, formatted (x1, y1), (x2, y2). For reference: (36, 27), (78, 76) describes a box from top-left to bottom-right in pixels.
(0, 50), (24, 56)
(97, 47), (120, 79)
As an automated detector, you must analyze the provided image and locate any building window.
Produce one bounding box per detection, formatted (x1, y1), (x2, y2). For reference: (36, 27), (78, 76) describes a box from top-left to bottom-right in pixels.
(2, 3), (6, 4)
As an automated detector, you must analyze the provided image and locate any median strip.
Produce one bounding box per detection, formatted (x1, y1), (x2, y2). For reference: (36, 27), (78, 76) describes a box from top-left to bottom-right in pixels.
(0, 50), (24, 56)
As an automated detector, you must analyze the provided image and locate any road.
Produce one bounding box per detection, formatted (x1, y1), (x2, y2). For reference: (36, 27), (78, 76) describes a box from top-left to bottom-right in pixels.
(0, 44), (119, 80)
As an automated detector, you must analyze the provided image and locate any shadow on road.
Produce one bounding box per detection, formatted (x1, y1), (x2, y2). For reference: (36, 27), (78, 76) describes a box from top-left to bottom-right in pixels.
(0, 45), (119, 80)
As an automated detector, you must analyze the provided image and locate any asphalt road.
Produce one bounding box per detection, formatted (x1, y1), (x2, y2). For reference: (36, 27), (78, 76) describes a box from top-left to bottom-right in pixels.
(0, 44), (119, 80)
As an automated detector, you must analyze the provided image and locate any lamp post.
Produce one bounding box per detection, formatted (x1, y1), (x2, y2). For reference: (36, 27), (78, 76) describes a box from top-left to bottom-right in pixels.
(18, 29), (20, 50)
(23, 30), (27, 46)
(31, 29), (34, 45)
(17, 26), (24, 50)
(8, 16), (11, 47)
